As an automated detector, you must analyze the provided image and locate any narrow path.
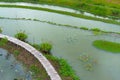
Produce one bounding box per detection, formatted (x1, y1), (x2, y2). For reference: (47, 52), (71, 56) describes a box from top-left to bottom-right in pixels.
(0, 34), (62, 80)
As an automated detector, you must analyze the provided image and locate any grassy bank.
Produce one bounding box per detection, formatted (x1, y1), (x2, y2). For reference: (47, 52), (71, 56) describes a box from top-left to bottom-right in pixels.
(45, 55), (79, 80)
(93, 40), (120, 53)
(0, 4), (120, 25)
(0, 0), (120, 20)
(0, 37), (79, 80)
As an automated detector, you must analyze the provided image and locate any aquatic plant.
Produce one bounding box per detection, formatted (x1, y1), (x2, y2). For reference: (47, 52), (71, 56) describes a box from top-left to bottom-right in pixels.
(15, 31), (28, 42)
(92, 31), (102, 35)
(33, 18), (39, 21)
(84, 63), (93, 71)
(0, 16), (120, 35)
(90, 28), (101, 32)
(93, 40), (120, 53)
(79, 54), (90, 62)
(80, 27), (89, 30)
(79, 54), (98, 71)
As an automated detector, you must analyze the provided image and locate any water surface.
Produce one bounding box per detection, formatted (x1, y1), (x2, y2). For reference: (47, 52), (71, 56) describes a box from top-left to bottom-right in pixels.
(0, 19), (120, 80)
(0, 48), (31, 80)
(0, 7), (120, 33)
(0, 7), (120, 80)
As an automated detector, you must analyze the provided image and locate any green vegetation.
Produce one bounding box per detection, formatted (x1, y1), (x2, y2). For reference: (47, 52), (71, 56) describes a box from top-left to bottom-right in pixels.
(0, 27), (2, 33)
(15, 31), (28, 41)
(93, 40), (120, 53)
(1, 17), (120, 35)
(0, 4), (119, 25)
(30, 42), (52, 54)
(29, 65), (45, 80)
(13, 50), (20, 56)
(80, 27), (89, 30)
(92, 31), (102, 35)
(79, 54), (97, 71)
(30, 65), (41, 75)
(46, 55), (79, 80)
(0, 37), (8, 46)
(0, 0), (120, 20)
(90, 28), (101, 32)
(31, 43), (40, 50)
(40, 43), (52, 54)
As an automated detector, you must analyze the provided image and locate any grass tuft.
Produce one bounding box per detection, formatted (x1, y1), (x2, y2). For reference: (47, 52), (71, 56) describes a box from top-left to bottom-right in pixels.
(93, 40), (120, 53)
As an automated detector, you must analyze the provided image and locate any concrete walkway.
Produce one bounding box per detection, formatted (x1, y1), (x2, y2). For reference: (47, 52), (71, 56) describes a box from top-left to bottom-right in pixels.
(0, 34), (62, 80)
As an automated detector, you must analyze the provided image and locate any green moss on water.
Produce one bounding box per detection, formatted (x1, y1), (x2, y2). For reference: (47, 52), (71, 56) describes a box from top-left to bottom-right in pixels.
(93, 40), (120, 53)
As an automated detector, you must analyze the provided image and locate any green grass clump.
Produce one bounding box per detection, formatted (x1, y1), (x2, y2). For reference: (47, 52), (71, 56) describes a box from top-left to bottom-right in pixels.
(15, 31), (28, 42)
(31, 42), (52, 54)
(92, 31), (102, 35)
(90, 28), (101, 32)
(93, 40), (120, 53)
(46, 55), (79, 80)
(31, 43), (40, 50)
(0, 37), (8, 46)
(59, 59), (75, 76)
(0, 27), (2, 33)
(13, 50), (20, 56)
(30, 65), (41, 75)
(40, 42), (52, 53)
(80, 27), (89, 30)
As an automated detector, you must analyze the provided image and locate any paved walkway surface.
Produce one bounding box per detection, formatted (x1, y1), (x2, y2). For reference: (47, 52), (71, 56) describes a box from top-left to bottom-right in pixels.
(0, 34), (62, 80)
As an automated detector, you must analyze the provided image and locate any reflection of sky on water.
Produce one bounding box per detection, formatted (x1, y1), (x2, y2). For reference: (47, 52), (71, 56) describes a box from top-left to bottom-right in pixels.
(0, 48), (32, 80)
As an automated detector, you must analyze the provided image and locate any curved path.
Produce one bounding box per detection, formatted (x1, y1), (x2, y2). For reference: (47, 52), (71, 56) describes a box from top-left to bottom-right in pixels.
(0, 34), (62, 80)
